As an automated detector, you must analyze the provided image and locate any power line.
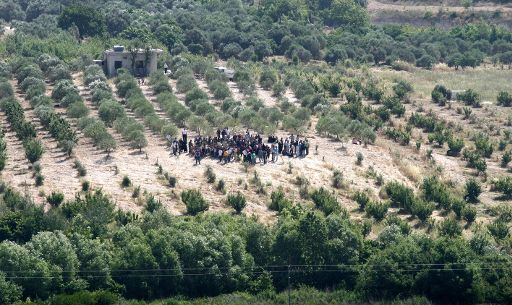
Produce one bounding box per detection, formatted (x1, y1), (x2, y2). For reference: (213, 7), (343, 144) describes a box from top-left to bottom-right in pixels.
(3, 265), (511, 280)
(2, 262), (511, 274)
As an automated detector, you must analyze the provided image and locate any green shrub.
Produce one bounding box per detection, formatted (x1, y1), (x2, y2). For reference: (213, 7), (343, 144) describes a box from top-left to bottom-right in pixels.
(269, 190), (292, 212)
(81, 180), (90, 192)
(462, 205), (477, 224)
(35, 173), (44, 186)
(121, 176), (131, 188)
(205, 166), (216, 184)
(228, 192), (247, 214)
(497, 91), (512, 107)
(168, 176), (177, 188)
(332, 170), (344, 189)
(74, 160), (87, 177)
(411, 199), (434, 222)
(385, 181), (415, 212)
(310, 187), (339, 215)
(365, 201), (389, 221)
(209, 80), (231, 100)
(145, 196), (162, 213)
(216, 179), (226, 194)
(501, 151), (511, 168)
(384, 214), (411, 235)
(447, 137), (464, 156)
(356, 152), (364, 165)
(474, 133), (494, 158)
(132, 186), (141, 198)
(487, 220), (509, 240)
(464, 178), (481, 203)
(353, 191), (370, 211)
(457, 89), (481, 107)
(182, 189), (209, 215)
(46, 191), (64, 207)
(438, 218), (462, 237)
(451, 198), (466, 219)
(23, 139), (43, 163)
(493, 177), (512, 199)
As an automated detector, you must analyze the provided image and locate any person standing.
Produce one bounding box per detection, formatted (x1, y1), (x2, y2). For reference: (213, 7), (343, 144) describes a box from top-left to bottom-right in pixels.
(194, 148), (201, 165)
(272, 144), (278, 162)
(182, 128), (188, 143)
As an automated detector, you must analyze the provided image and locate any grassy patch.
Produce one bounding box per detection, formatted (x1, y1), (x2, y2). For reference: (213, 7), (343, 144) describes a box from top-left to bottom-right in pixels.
(374, 67), (512, 102)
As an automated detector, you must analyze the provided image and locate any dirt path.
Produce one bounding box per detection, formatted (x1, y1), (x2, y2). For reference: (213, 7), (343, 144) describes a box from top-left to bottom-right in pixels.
(255, 87), (279, 108)
(368, 0), (512, 13)
(11, 80), (82, 205)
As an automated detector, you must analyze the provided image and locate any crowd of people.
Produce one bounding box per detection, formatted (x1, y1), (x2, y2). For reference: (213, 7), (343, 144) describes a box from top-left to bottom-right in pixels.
(167, 128), (310, 165)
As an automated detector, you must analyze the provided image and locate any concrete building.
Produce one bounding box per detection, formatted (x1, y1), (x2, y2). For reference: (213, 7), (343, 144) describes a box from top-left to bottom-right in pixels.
(214, 66), (235, 81)
(99, 45), (163, 78)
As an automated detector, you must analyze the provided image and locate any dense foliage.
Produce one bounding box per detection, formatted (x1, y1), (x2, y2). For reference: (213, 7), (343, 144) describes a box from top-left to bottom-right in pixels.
(0, 185), (509, 304)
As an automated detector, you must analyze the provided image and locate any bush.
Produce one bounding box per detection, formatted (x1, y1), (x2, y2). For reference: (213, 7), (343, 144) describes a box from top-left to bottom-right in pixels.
(176, 73), (197, 93)
(269, 190), (292, 212)
(23, 139), (43, 163)
(182, 189), (209, 215)
(121, 176), (131, 188)
(209, 80), (231, 100)
(385, 181), (415, 212)
(310, 187), (340, 215)
(411, 199), (435, 222)
(462, 205), (477, 224)
(227, 192), (247, 214)
(447, 137), (464, 156)
(464, 178), (481, 203)
(67, 101), (89, 118)
(497, 91), (512, 107)
(168, 176), (177, 188)
(205, 166), (216, 184)
(145, 196), (162, 212)
(259, 69), (278, 90)
(356, 152), (364, 165)
(332, 170), (344, 189)
(438, 218), (462, 237)
(128, 130), (147, 152)
(81, 181), (90, 192)
(35, 173), (44, 186)
(452, 198), (466, 219)
(98, 100), (125, 126)
(46, 191), (64, 207)
(457, 89), (481, 107)
(365, 201), (389, 221)
(431, 84), (452, 105)
(487, 220), (509, 240)
(353, 191), (370, 211)
(384, 214), (411, 235)
(501, 151), (511, 168)
(493, 177), (512, 199)
(216, 179), (226, 194)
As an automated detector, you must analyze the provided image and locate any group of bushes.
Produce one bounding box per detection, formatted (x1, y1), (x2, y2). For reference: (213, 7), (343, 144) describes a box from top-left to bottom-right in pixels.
(115, 69), (175, 148)
(431, 84), (452, 106)
(316, 111), (376, 144)
(2, 180), (511, 305)
(0, 128), (6, 173)
(15, 57), (78, 156)
(456, 89), (481, 108)
(205, 68), (231, 100)
(0, 80), (43, 165)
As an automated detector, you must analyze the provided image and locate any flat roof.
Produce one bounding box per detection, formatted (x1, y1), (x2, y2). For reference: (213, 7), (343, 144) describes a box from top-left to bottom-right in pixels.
(104, 48), (163, 55)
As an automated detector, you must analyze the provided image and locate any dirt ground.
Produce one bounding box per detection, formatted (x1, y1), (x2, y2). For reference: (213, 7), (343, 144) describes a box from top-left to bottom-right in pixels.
(1, 70), (509, 232)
